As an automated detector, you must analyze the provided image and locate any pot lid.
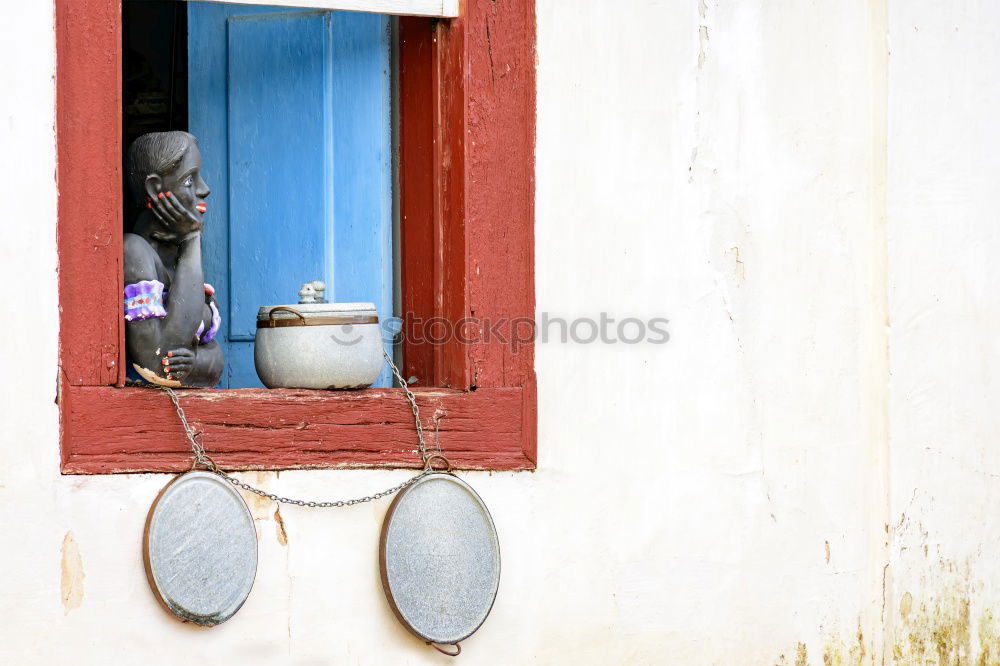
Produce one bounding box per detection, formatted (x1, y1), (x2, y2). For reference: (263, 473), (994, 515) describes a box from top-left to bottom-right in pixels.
(257, 302), (377, 321)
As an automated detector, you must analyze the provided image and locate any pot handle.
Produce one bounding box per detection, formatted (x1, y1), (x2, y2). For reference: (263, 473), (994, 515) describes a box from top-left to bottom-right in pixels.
(266, 306), (307, 327)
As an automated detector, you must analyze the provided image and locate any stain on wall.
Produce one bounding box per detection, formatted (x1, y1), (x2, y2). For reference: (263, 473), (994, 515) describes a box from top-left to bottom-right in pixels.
(772, 624), (867, 666)
(772, 642), (810, 666)
(820, 626), (865, 665)
(60, 531), (84, 614)
(893, 559), (983, 665)
(977, 611), (1000, 666)
(772, 557), (1000, 665)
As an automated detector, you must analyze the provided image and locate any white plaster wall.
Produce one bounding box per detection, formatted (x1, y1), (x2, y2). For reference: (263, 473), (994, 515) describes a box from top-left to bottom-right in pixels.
(887, 2), (1000, 662)
(4, 0), (996, 664)
(535, 1), (886, 662)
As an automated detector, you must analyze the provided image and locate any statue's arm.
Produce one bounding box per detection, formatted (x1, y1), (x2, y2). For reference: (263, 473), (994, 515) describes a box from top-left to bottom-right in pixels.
(124, 232), (206, 379)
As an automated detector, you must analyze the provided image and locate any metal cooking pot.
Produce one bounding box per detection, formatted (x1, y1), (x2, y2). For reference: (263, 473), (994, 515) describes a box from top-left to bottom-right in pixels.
(254, 302), (382, 389)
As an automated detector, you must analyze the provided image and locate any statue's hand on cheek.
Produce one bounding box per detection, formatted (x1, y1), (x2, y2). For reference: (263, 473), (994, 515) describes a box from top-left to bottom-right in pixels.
(161, 348), (195, 383)
(149, 190), (203, 242)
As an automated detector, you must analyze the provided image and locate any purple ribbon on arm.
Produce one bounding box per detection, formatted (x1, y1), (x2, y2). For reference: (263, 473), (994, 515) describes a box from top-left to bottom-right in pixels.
(124, 280), (167, 322)
(200, 300), (221, 344)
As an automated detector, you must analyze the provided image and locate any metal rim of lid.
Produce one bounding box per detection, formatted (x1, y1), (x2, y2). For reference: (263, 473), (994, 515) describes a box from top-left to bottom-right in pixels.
(378, 472), (501, 647)
(257, 302), (377, 320)
(256, 313), (380, 328)
(142, 470), (258, 627)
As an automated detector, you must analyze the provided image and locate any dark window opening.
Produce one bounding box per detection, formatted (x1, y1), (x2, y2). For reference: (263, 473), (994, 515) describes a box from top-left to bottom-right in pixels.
(122, 0), (188, 231)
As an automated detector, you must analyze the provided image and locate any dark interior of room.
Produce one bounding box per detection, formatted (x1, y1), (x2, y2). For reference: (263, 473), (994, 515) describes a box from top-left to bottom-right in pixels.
(122, 0), (188, 229)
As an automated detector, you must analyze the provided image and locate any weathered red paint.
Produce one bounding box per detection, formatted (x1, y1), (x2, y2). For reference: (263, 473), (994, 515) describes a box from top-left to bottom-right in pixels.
(399, 17), (439, 386)
(62, 385), (531, 474)
(399, 16), (469, 390)
(58, 0), (536, 473)
(400, 4), (535, 392)
(462, 0), (536, 392)
(56, 0), (124, 388)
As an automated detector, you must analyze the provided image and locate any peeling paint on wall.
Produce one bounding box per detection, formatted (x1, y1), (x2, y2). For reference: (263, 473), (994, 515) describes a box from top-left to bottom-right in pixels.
(274, 506), (288, 546)
(246, 471), (274, 544)
(697, 0), (709, 69)
(60, 532), (84, 614)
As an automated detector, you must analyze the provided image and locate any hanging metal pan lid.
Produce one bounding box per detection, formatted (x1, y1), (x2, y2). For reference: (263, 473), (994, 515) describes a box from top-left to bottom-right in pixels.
(379, 471), (501, 647)
(143, 470), (258, 626)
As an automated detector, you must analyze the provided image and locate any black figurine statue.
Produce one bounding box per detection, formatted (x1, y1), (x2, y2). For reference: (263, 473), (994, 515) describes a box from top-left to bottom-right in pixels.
(123, 131), (223, 387)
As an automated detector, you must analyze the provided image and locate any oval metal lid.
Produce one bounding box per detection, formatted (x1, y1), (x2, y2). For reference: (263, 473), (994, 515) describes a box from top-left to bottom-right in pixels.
(143, 471), (258, 626)
(379, 473), (501, 646)
(257, 302), (376, 320)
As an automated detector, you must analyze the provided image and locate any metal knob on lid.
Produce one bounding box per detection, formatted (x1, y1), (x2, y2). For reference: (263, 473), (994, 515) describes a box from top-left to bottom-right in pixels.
(298, 280), (327, 304)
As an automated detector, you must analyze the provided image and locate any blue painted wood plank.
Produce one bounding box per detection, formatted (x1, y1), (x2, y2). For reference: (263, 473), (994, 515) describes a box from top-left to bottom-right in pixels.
(228, 11), (332, 341)
(330, 11), (393, 387)
(190, 2), (299, 388)
(189, 3), (393, 388)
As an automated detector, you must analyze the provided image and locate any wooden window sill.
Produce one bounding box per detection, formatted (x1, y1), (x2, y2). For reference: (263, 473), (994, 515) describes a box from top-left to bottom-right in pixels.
(61, 384), (534, 474)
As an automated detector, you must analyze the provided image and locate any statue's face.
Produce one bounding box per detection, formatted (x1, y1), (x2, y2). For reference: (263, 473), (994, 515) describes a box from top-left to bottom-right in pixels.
(161, 143), (211, 227)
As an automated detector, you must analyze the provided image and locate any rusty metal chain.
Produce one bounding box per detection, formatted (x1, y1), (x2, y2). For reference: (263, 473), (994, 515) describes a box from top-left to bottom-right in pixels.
(161, 350), (450, 508)
(382, 350), (430, 464)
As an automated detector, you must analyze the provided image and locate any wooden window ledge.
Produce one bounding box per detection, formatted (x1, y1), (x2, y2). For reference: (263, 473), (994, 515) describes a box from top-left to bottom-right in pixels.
(61, 385), (534, 474)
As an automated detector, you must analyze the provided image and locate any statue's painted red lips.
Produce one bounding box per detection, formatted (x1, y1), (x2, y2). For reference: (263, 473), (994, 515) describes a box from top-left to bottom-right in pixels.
(196, 203), (207, 213)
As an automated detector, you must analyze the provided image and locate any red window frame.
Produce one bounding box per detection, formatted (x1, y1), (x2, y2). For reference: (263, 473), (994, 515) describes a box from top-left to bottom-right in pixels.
(56, 0), (536, 474)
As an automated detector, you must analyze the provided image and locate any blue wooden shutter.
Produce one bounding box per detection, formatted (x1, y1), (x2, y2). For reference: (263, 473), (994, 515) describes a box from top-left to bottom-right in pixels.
(189, 4), (392, 388)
